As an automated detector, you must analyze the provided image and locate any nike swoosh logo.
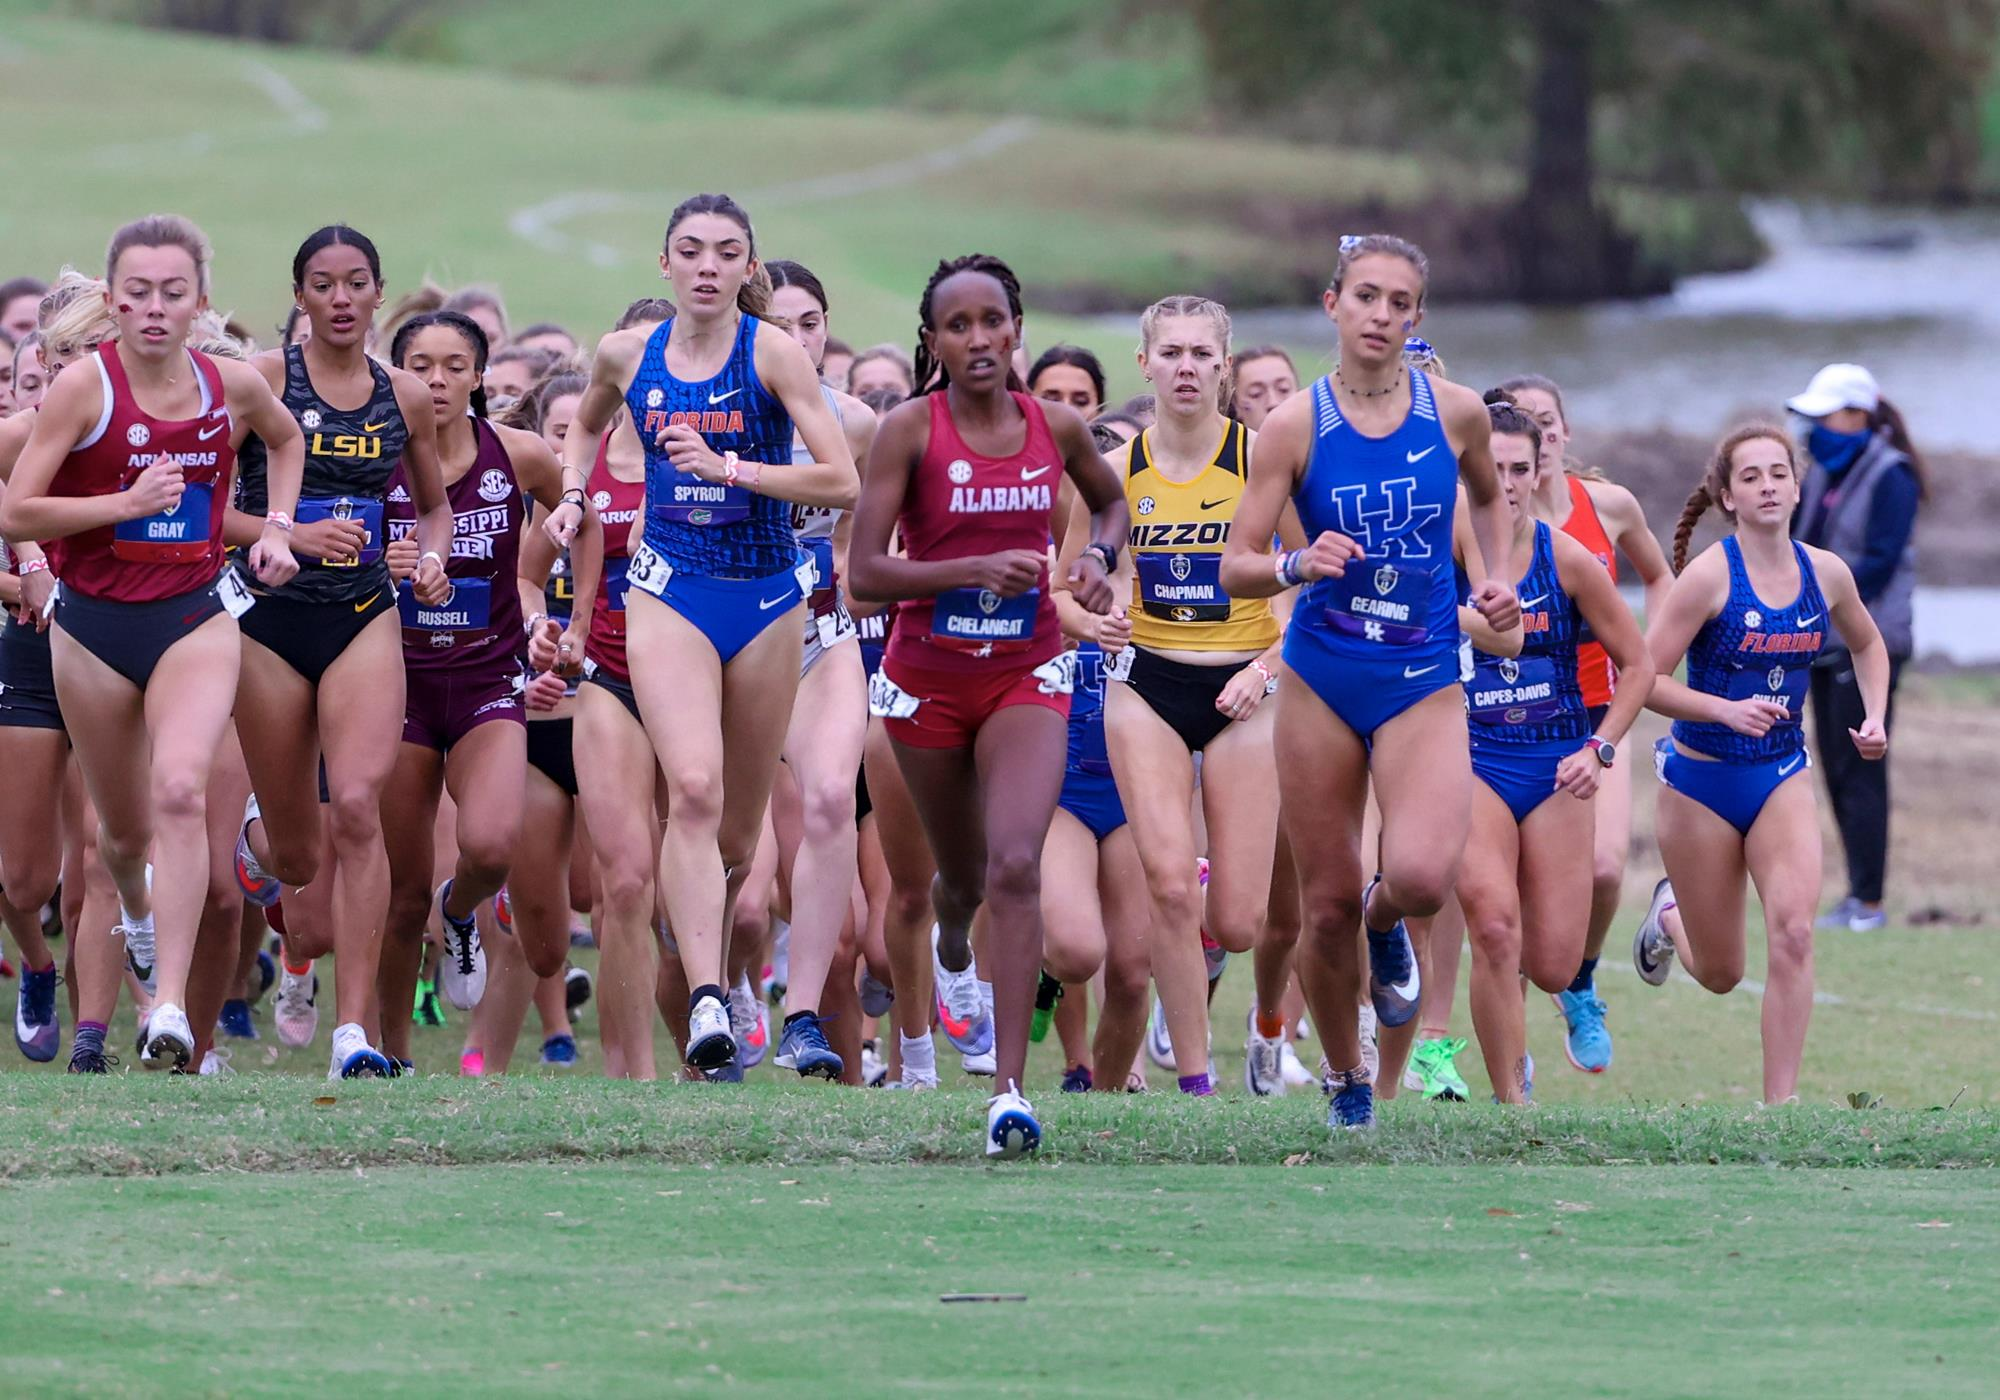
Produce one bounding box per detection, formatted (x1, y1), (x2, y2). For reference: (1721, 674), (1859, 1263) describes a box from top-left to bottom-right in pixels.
(1778, 756), (1804, 777)
(758, 594), (790, 610)
(362, 420), (388, 433)
(1384, 974), (1418, 999)
(1795, 614), (1821, 627)
(1520, 595), (1548, 609)
(1020, 466), (1051, 481)
(1406, 446), (1436, 464)
(709, 389), (743, 405)
(1403, 664), (1439, 679)
(355, 598), (376, 613)
(1200, 498), (1235, 511)
(198, 423), (227, 441)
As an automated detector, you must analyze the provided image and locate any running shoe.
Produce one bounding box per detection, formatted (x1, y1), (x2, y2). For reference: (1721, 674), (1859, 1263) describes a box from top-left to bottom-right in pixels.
(328, 1022), (393, 1080)
(1358, 999), (1381, 1085)
(1552, 988), (1612, 1073)
(393, 1057), (416, 1076)
(686, 994), (736, 1071)
(959, 1044), (997, 1076)
(198, 1047), (234, 1078)
(727, 976), (769, 1069)
(250, 947), (275, 1005)
(274, 966), (319, 1048)
(1061, 1063), (1094, 1093)
(218, 997), (258, 1042)
(766, 919), (790, 1005)
(858, 970), (894, 1018)
(435, 881), (487, 1009)
(985, 1080), (1041, 1159)
(493, 885), (513, 931)
(898, 1062), (939, 1090)
(235, 794), (281, 908)
(413, 978), (447, 1028)
(1244, 1024), (1286, 1097)
(774, 1011), (843, 1080)
(564, 964), (593, 1015)
(703, 1052), (745, 1084)
(1030, 971), (1062, 1043)
(1279, 1041), (1317, 1089)
(1323, 1067), (1375, 1131)
(931, 925), (993, 1058)
(1632, 877), (1678, 986)
(459, 1047), (485, 1078)
(1361, 874), (1420, 1027)
(540, 1033), (578, 1067)
(1402, 1036), (1471, 1102)
(1815, 894), (1861, 930)
(118, 865), (157, 996)
(1145, 996), (1176, 1071)
(139, 1001), (193, 1072)
(1202, 933), (1228, 984)
(67, 1044), (116, 1074)
(1522, 1051), (1536, 1104)
(15, 964), (59, 1063)
(860, 1040), (888, 1087)
(1817, 896), (1888, 932)
(1845, 905), (1888, 932)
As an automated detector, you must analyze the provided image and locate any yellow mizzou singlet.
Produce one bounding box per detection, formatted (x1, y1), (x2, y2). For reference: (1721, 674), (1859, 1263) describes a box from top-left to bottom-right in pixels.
(1125, 419), (1278, 652)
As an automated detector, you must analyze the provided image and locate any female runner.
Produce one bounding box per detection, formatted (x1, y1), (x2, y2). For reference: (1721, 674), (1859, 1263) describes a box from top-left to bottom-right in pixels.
(231, 225), (453, 1075)
(1084, 294), (1299, 1096)
(849, 252), (1126, 1155)
(556, 194), (855, 1071)
(1228, 346), (1299, 432)
(762, 257), (878, 1077)
(1456, 401), (1652, 1102)
(1498, 372), (1673, 1075)
(376, 313), (597, 1067)
(1632, 424), (1888, 1105)
(0, 215), (304, 1069)
(1219, 234), (1517, 1130)
(1028, 346), (1107, 423)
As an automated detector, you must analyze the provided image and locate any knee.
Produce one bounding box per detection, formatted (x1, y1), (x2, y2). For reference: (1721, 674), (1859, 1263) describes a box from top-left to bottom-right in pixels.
(1301, 891), (1363, 953)
(151, 770), (206, 825)
(1766, 915), (1814, 973)
(325, 789), (382, 851)
(888, 880), (932, 934)
(1146, 867), (1202, 935)
(456, 830), (513, 891)
(1592, 848), (1625, 896)
(522, 939), (566, 981)
(985, 845), (1041, 907)
(1466, 909), (1522, 970)
(1103, 948), (1151, 1008)
(1384, 866), (1451, 921)
(1692, 961), (1742, 995)
(599, 859), (654, 922)
(665, 768), (723, 830)
(1206, 903), (1261, 956)
(97, 822), (149, 873)
(800, 776), (855, 843)
(1521, 943), (1573, 995)
(1041, 928), (1100, 985)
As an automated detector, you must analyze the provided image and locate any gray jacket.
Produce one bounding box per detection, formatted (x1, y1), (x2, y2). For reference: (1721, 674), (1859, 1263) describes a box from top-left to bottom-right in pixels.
(1794, 431), (1915, 661)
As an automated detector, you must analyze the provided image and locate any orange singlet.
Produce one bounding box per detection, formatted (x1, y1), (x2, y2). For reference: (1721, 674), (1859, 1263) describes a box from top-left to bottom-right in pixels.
(1559, 474), (1618, 710)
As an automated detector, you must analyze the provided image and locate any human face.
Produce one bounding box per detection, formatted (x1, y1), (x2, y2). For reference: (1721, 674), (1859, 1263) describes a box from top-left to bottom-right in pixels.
(11, 343), (48, 413)
(1141, 314), (1226, 419)
(1511, 386), (1569, 474)
(540, 391), (582, 454)
(401, 324), (481, 426)
(848, 354), (912, 401)
(821, 348), (852, 391)
(1232, 354), (1296, 430)
(1492, 431), (1540, 523)
(515, 329), (575, 358)
(462, 303), (506, 351)
(661, 212), (754, 322)
(1720, 435), (1800, 531)
(1324, 253), (1423, 371)
(297, 244), (380, 352)
(1, 295), (36, 341)
(923, 271), (1018, 394)
(1031, 363), (1099, 420)
(483, 358), (537, 408)
(108, 243), (205, 362)
(771, 285), (828, 369)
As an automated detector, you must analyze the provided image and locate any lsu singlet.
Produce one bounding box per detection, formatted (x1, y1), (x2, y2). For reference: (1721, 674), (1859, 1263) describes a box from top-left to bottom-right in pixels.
(1124, 420), (1277, 652)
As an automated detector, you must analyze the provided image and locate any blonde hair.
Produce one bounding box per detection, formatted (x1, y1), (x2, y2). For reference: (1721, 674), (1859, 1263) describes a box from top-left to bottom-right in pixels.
(1138, 293), (1232, 356)
(188, 309), (248, 361)
(105, 214), (212, 295)
(39, 267), (117, 367)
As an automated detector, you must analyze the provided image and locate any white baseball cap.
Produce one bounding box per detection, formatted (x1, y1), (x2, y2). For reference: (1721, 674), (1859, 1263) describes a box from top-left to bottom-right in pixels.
(1786, 363), (1879, 418)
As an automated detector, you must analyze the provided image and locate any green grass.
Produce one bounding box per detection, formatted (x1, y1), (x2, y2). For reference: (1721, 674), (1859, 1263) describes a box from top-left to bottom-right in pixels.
(3, 1157), (1995, 1395)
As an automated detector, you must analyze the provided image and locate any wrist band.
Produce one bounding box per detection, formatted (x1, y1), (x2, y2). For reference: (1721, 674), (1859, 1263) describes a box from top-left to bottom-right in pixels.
(1083, 542), (1116, 574)
(1251, 659), (1273, 686)
(18, 558), (49, 576)
(558, 489), (585, 510)
(720, 450), (741, 488)
(420, 550), (445, 571)
(264, 511), (294, 533)
(526, 612), (547, 636)
(1274, 550), (1304, 586)
(743, 458), (763, 489)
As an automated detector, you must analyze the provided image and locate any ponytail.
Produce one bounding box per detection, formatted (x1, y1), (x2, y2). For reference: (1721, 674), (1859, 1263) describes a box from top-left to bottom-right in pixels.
(1672, 483), (1713, 575)
(1872, 396), (1928, 500)
(738, 261), (773, 322)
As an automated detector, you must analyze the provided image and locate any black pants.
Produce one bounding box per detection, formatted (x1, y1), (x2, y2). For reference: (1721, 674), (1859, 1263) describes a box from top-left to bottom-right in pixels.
(1809, 655), (1903, 904)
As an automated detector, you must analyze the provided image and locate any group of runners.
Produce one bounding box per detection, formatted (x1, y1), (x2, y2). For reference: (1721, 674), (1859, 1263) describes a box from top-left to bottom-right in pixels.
(0, 204), (1893, 1156)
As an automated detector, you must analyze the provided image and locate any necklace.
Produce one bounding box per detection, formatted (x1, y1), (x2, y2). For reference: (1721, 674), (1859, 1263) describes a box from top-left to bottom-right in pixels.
(1337, 367), (1402, 399)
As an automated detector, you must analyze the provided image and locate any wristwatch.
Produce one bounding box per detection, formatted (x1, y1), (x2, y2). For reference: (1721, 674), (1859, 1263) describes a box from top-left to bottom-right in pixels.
(1584, 736), (1616, 768)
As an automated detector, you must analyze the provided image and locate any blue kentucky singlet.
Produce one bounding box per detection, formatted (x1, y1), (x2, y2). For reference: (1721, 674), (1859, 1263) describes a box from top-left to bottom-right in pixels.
(1289, 368), (1459, 657)
(625, 314), (799, 579)
(1673, 536), (1827, 764)
(1461, 521), (1587, 746)
(1066, 642), (1114, 776)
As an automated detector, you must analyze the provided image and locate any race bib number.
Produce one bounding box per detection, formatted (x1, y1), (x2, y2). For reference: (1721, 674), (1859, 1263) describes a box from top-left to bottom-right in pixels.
(113, 481), (214, 563)
(930, 587), (1037, 654)
(1103, 644), (1136, 683)
(215, 566), (257, 619)
(625, 542), (672, 600)
(399, 577), (491, 635)
(298, 495), (384, 568)
(1136, 551), (1228, 624)
(813, 602), (858, 650)
(1725, 659), (1808, 726)
(1467, 653), (1564, 727)
(1324, 561), (1433, 647)
(1032, 650), (1077, 697)
(867, 670), (921, 720)
(651, 477), (751, 526)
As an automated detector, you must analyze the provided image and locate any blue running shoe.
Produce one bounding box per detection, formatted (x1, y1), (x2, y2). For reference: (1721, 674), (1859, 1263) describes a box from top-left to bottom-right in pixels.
(15, 964), (60, 1063)
(774, 1011), (843, 1080)
(702, 1052), (745, 1084)
(1325, 1070), (1375, 1131)
(985, 1081), (1041, 1159)
(335, 1046), (395, 1079)
(1361, 875), (1421, 1028)
(218, 997), (258, 1042)
(540, 1033), (578, 1066)
(1553, 988), (1611, 1073)
(1060, 1063), (1093, 1093)
(251, 947), (275, 1004)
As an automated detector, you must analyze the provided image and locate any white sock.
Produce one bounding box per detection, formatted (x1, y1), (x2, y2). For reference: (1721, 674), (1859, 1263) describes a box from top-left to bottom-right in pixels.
(899, 1031), (937, 1081)
(119, 904), (154, 936)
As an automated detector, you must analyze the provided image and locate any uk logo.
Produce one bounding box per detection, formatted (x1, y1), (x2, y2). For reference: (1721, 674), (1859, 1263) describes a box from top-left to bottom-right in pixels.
(1325, 477), (1442, 559)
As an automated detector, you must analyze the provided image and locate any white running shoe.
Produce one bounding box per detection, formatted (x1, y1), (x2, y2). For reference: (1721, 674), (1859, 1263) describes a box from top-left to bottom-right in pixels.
(1145, 996), (1176, 1071)
(328, 1021), (394, 1080)
(728, 976), (769, 1070)
(930, 925), (991, 1057)
(985, 1080), (1041, 1159)
(1244, 1026), (1287, 1097)
(1359, 1000), (1380, 1085)
(1633, 878), (1678, 987)
(959, 1045), (997, 1077)
(685, 994), (736, 1072)
(139, 1000), (193, 1071)
(434, 881), (487, 1010)
(273, 964), (318, 1048)
(860, 1041), (888, 1088)
(1279, 1041), (1317, 1088)
(117, 863), (157, 996)
(198, 1047), (234, 1078)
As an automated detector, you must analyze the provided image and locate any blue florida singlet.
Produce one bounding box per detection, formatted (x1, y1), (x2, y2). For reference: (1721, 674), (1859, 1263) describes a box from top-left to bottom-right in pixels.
(1282, 368), (1460, 736)
(625, 314), (800, 580)
(1672, 536), (1827, 764)
(1461, 521), (1588, 746)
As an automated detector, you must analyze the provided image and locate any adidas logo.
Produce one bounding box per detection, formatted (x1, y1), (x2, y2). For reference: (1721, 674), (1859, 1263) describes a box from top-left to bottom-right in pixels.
(388, 486), (411, 503)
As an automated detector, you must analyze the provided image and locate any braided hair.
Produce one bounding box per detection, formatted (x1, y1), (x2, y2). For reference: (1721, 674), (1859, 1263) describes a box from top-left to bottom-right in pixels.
(1671, 422), (1798, 574)
(391, 309), (492, 418)
(911, 253), (1024, 396)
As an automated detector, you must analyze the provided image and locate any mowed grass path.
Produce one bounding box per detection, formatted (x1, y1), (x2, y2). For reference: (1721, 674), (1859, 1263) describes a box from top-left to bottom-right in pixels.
(3, 1153), (1994, 1396)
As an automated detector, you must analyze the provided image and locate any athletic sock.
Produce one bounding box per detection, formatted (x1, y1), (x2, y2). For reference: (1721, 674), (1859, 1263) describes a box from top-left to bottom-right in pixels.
(73, 1022), (106, 1056)
(1254, 1006), (1287, 1039)
(898, 1031), (937, 1079)
(689, 984), (724, 1013)
(119, 904), (154, 940)
(1567, 957), (1599, 995)
(1177, 1072), (1213, 1097)
(28, 960), (55, 975)
(284, 958), (313, 977)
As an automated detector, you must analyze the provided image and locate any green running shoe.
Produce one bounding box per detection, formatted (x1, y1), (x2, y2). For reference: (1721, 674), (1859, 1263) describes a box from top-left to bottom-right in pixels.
(1404, 1036), (1470, 1102)
(1029, 971), (1062, 1044)
(414, 978), (447, 1028)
